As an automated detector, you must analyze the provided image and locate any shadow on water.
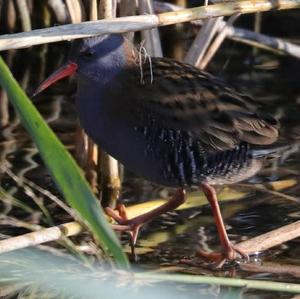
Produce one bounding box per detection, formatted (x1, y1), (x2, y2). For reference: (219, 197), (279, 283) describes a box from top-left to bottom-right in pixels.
(0, 15), (300, 299)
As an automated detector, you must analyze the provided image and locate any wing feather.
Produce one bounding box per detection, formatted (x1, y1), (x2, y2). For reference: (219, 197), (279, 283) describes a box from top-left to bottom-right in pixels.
(111, 57), (279, 152)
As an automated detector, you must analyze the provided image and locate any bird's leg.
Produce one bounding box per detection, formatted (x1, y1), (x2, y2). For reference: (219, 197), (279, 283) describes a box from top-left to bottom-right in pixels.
(197, 183), (248, 267)
(105, 188), (186, 251)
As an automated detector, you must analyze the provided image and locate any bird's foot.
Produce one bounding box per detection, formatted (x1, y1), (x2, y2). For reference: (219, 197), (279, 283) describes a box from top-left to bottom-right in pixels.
(105, 189), (186, 259)
(105, 204), (141, 258)
(197, 243), (249, 268)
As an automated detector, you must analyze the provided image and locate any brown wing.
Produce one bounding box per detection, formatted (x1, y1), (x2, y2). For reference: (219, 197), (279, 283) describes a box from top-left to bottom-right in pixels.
(115, 57), (279, 153)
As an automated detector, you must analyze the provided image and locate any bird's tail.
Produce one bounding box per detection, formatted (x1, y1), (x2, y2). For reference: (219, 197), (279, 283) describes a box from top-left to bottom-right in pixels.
(252, 142), (299, 160)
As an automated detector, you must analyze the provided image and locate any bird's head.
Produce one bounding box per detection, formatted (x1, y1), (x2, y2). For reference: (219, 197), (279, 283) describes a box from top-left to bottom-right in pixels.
(33, 34), (131, 96)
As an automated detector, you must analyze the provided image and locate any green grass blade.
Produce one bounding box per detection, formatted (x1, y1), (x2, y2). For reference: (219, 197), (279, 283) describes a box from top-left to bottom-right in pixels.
(0, 56), (129, 269)
(136, 272), (300, 294)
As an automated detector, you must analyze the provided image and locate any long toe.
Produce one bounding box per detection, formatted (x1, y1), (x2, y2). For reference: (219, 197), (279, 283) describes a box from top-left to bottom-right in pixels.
(105, 204), (128, 224)
(105, 204), (141, 254)
(197, 243), (249, 269)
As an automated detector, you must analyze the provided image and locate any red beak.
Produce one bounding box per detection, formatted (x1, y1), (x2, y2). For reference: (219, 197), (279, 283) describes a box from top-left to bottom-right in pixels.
(33, 62), (78, 97)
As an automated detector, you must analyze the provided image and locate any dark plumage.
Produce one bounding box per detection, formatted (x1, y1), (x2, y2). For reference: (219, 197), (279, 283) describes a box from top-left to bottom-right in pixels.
(103, 56), (278, 187)
(34, 34), (280, 267)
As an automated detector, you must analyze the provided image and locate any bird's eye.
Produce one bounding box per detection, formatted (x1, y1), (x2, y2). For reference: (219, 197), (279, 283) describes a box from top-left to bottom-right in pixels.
(81, 49), (95, 58)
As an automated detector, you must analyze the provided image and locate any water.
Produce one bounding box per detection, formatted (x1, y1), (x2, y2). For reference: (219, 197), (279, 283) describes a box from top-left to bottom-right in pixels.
(0, 21), (300, 299)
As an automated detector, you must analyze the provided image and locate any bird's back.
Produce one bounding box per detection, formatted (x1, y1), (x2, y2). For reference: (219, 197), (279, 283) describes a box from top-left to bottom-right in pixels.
(91, 56), (280, 187)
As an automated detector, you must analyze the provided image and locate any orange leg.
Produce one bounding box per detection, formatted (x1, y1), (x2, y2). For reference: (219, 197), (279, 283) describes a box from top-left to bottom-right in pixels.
(105, 188), (186, 252)
(198, 183), (249, 267)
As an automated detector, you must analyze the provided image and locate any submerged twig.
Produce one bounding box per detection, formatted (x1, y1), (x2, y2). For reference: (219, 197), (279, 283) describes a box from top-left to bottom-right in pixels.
(1, 0), (300, 51)
(240, 262), (300, 278)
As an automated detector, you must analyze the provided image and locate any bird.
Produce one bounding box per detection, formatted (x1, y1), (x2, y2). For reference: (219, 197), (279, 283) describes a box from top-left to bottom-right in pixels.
(34, 34), (279, 267)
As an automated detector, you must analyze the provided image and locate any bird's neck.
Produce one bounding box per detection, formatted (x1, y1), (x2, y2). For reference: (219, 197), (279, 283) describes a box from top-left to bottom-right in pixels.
(78, 37), (137, 86)
(76, 79), (109, 141)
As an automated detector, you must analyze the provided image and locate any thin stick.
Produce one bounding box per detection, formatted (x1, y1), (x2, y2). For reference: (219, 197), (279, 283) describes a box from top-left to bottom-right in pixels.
(0, 222), (82, 254)
(2, 165), (76, 217)
(1, 0), (300, 51)
(236, 220), (300, 253)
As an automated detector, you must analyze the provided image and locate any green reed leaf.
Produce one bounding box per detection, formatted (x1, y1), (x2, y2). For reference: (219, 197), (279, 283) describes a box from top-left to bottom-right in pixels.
(0, 56), (129, 269)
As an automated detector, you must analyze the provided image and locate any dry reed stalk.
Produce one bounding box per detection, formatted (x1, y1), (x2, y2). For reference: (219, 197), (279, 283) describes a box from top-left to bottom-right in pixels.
(181, 0), (219, 66)
(0, 222), (82, 254)
(119, 0), (136, 41)
(67, 0), (99, 192)
(198, 13), (240, 69)
(99, 0), (117, 19)
(236, 221), (300, 254)
(184, 17), (223, 66)
(47, 0), (69, 23)
(0, 178), (297, 255)
(154, 0), (300, 58)
(229, 30), (300, 57)
(99, 152), (121, 208)
(1, 0), (300, 51)
(74, 1), (98, 191)
(139, 0), (163, 57)
(97, 0), (121, 208)
(89, 0), (98, 21)
(15, 0), (31, 32)
(0, 218), (299, 258)
(65, 0), (83, 23)
(253, 11), (262, 56)
(0, 90), (9, 127)
(6, 0), (17, 33)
